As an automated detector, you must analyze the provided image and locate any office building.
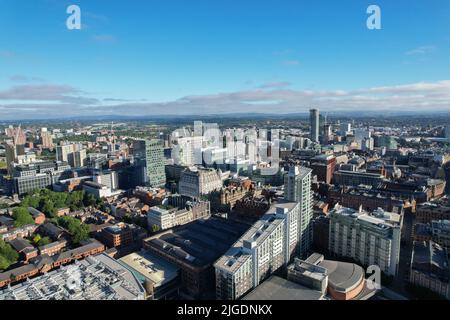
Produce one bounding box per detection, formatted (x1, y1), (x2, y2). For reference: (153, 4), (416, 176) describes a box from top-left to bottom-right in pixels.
(333, 170), (385, 188)
(179, 167), (222, 198)
(12, 161), (71, 195)
(328, 205), (402, 276)
(431, 220), (450, 255)
(409, 241), (449, 299)
(144, 139), (167, 187)
(310, 109), (319, 143)
(310, 154), (336, 184)
(56, 143), (86, 168)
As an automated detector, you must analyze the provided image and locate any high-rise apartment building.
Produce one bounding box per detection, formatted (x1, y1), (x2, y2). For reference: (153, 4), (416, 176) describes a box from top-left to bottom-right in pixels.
(214, 201), (301, 300)
(328, 204), (402, 276)
(56, 143), (86, 168)
(284, 166), (313, 256)
(309, 109), (319, 143)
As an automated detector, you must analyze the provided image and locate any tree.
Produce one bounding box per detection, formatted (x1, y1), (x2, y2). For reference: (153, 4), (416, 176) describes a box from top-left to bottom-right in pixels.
(57, 216), (89, 245)
(37, 237), (51, 246)
(0, 239), (19, 271)
(83, 193), (97, 207)
(151, 224), (160, 233)
(12, 207), (35, 227)
(40, 199), (56, 218)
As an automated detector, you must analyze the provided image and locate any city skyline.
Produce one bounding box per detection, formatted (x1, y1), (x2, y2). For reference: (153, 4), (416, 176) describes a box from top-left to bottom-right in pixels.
(1, 0), (450, 120)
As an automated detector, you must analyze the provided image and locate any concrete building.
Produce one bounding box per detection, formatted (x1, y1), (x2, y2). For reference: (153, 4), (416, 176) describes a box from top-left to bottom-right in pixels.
(328, 204), (402, 276)
(214, 201), (302, 300)
(409, 241), (449, 299)
(284, 166), (313, 256)
(179, 167), (222, 198)
(0, 253), (145, 300)
(40, 128), (53, 149)
(309, 109), (319, 143)
(333, 170), (385, 188)
(119, 250), (181, 300)
(12, 161), (71, 195)
(431, 220), (450, 255)
(56, 143), (86, 168)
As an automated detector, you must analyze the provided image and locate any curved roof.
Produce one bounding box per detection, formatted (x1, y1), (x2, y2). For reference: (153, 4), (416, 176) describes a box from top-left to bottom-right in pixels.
(319, 260), (364, 293)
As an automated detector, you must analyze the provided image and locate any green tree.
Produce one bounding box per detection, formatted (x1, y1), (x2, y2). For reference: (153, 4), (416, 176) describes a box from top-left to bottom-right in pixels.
(57, 216), (89, 245)
(0, 239), (19, 271)
(12, 207), (35, 227)
(151, 224), (160, 233)
(37, 236), (51, 246)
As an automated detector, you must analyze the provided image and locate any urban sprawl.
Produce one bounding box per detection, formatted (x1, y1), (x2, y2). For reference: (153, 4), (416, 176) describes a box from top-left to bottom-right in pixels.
(0, 110), (449, 300)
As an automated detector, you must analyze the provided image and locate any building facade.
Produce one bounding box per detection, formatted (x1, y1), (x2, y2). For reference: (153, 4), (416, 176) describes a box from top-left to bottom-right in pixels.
(328, 205), (402, 276)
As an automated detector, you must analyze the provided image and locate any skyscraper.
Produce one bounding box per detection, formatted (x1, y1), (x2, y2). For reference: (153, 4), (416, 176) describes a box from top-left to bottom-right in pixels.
(144, 139), (166, 188)
(284, 166), (314, 257)
(309, 109), (319, 143)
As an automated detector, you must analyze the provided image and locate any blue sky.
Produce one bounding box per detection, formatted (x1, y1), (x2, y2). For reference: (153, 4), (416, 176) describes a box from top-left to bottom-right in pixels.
(0, 0), (449, 119)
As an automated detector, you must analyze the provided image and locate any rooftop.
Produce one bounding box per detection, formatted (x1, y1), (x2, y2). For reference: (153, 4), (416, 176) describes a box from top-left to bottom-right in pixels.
(243, 275), (324, 300)
(119, 250), (179, 287)
(0, 253), (145, 300)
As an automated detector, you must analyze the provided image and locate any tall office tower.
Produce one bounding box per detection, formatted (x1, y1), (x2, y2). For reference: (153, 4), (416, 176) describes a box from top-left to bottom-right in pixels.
(144, 139), (166, 188)
(284, 166), (313, 256)
(309, 108), (319, 143)
(328, 205), (402, 276)
(40, 128), (53, 148)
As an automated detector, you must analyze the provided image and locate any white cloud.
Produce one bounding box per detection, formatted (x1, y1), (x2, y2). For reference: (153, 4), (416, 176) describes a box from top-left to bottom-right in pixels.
(405, 45), (436, 55)
(0, 80), (449, 119)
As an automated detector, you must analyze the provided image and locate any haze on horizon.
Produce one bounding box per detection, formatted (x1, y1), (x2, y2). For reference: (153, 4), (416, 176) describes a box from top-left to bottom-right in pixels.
(1, 0), (450, 120)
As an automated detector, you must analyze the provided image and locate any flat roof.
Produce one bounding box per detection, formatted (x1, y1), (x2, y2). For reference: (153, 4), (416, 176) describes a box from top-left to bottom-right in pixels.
(243, 275), (323, 300)
(119, 250), (179, 286)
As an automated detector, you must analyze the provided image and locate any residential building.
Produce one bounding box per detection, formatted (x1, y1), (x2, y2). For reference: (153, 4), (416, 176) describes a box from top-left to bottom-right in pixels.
(214, 201), (301, 300)
(284, 166), (313, 256)
(328, 204), (402, 276)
